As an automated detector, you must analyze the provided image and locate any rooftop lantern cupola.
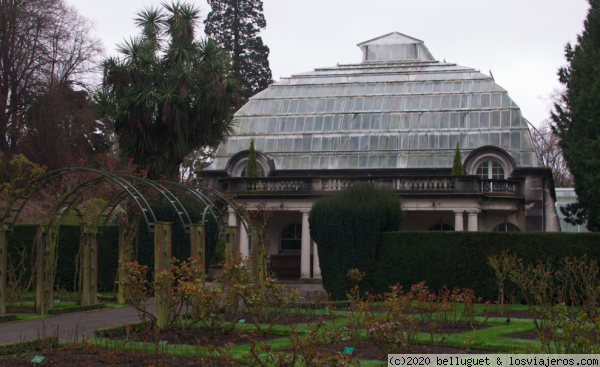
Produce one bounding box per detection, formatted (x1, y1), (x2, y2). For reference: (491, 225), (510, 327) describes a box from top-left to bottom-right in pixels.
(358, 32), (436, 62)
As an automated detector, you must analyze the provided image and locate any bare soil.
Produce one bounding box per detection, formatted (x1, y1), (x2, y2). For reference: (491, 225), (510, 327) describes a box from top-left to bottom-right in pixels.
(285, 341), (505, 362)
(413, 321), (492, 334)
(118, 327), (286, 347)
(0, 348), (235, 366)
(226, 313), (338, 326)
(505, 327), (599, 342)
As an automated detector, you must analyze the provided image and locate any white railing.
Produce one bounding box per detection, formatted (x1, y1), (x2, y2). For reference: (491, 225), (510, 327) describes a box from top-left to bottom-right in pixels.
(480, 179), (516, 193)
(394, 178), (453, 190)
(246, 179), (303, 191)
(238, 177), (517, 194)
(320, 178), (378, 191)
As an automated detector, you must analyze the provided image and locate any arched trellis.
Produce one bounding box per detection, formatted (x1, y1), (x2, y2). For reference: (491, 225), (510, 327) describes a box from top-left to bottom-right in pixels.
(0, 168), (251, 319)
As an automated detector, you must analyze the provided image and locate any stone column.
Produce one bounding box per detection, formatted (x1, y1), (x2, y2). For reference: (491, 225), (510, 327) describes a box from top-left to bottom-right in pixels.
(300, 211), (311, 279)
(239, 222), (249, 258)
(467, 212), (479, 232)
(228, 207), (237, 252)
(312, 238), (321, 279)
(454, 211), (464, 232)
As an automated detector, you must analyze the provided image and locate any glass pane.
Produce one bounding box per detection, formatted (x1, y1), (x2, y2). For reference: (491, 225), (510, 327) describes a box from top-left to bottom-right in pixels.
(491, 93), (502, 108)
(476, 163), (488, 179)
(441, 96), (451, 109)
(481, 94), (491, 108)
(491, 161), (504, 179)
(491, 111), (501, 128)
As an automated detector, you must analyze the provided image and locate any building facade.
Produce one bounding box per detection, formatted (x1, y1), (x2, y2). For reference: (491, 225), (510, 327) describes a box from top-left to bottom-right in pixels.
(200, 32), (561, 281)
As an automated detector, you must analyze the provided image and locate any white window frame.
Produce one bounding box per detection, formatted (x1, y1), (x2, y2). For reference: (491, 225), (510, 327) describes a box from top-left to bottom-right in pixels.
(474, 159), (506, 179)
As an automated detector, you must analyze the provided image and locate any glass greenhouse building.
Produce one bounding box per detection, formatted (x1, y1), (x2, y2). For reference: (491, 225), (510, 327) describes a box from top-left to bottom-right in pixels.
(200, 32), (560, 281)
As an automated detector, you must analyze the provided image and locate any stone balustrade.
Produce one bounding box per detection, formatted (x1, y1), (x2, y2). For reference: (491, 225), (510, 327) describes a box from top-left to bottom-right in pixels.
(222, 176), (519, 194)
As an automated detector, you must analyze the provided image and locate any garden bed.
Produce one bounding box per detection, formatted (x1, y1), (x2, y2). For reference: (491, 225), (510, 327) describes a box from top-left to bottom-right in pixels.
(316, 341), (505, 361)
(413, 321), (492, 334)
(0, 349), (222, 367)
(113, 327), (286, 347)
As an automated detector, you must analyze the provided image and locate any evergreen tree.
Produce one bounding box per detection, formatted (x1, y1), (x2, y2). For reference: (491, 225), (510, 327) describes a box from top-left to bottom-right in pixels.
(451, 141), (465, 175)
(204, 0), (273, 101)
(552, 0), (600, 231)
(246, 139), (259, 178)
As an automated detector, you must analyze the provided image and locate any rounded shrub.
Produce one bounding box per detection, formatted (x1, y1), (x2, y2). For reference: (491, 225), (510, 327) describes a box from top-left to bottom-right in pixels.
(309, 184), (404, 300)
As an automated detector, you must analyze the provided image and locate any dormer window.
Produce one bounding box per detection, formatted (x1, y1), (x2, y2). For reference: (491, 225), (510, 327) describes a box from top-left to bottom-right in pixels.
(240, 164), (265, 177)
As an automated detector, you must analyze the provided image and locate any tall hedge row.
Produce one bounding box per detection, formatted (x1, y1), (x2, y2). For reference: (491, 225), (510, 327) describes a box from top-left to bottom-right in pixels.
(368, 231), (600, 300)
(7, 225), (120, 291)
(309, 184), (404, 300)
(6, 193), (219, 291)
(136, 194), (219, 276)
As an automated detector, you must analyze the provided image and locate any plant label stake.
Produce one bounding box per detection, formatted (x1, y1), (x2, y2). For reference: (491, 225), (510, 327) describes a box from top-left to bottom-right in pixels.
(239, 319), (245, 323)
(31, 356), (45, 363)
(159, 341), (168, 345)
(343, 347), (353, 354)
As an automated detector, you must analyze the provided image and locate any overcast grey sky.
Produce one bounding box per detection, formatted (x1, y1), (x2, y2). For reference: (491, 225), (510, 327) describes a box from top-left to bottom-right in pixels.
(66, 0), (590, 128)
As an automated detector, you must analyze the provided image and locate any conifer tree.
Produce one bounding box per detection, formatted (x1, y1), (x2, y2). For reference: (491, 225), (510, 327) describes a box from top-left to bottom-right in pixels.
(552, 0), (600, 231)
(204, 0), (273, 101)
(451, 141), (465, 176)
(246, 139), (259, 178)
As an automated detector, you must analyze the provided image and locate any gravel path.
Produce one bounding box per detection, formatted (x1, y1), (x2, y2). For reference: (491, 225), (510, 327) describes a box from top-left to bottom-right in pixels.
(0, 283), (323, 345)
(0, 302), (155, 344)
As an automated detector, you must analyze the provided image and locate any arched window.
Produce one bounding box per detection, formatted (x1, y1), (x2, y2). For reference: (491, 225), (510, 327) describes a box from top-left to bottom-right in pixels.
(280, 223), (301, 251)
(492, 223), (520, 232)
(240, 164), (265, 177)
(475, 160), (505, 179)
(429, 223), (454, 231)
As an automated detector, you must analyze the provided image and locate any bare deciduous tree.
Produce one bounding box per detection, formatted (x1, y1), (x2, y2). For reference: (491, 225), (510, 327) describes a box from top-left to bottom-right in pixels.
(530, 87), (574, 188)
(0, 0), (103, 169)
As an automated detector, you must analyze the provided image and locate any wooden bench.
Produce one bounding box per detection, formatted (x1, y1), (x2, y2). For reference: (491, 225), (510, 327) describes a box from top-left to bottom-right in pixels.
(267, 254), (301, 277)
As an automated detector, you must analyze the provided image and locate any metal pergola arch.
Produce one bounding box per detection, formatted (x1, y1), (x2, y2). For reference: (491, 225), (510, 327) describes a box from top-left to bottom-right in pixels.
(0, 168), (257, 319)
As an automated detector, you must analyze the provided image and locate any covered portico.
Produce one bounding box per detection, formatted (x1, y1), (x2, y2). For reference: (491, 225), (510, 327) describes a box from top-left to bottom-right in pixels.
(227, 200), (322, 281)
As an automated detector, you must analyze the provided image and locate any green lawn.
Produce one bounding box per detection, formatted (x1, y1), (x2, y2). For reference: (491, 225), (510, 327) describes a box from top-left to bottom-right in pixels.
(84, 306), (545, 366)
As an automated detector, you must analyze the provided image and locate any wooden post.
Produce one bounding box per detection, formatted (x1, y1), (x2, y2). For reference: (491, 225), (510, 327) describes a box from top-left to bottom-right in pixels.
(0, 226), (7, 316)
(43, 227), (55, 312)
(81, 226), (98, 306)
(35, 226), (46, 314)
(82, 228), (90, 306)
(189, 224), (205, 284)
(90, 229), (98, 306)
(117, 226), (131, 304)
(154, 222), (172, 329)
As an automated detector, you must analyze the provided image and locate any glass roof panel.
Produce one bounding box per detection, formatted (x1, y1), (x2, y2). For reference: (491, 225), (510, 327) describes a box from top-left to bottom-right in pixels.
(209, 36), (538, 170)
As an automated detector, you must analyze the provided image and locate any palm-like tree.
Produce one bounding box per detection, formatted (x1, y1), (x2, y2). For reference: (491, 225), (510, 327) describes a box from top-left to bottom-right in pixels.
(95, 2), (239, 180)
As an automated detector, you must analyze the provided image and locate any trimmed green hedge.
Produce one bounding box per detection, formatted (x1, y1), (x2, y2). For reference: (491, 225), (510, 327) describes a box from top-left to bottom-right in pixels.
(47, 303), (105, 315)
(8, 225), (119, 291)
(136, 195), (219, 278)
(367, 231), (600, 300)
(0, 315), (17, 323)
(95, 320), (150, 338)
(0, 337), (56, 355)
(309, 184), (404, 300)
(7, 194), (218, 291)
